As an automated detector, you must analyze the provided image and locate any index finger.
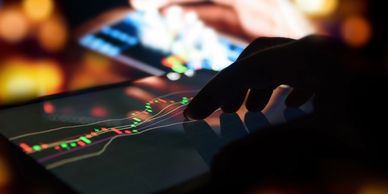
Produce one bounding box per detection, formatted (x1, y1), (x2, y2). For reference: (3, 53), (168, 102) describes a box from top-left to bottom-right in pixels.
(184, 37), (295, 119)
(184, 64), (244, 120)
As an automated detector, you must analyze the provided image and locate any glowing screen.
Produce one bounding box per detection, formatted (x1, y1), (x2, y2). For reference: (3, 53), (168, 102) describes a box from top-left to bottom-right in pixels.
(0, 71), (259, 194)
(79, 9), (246, 75)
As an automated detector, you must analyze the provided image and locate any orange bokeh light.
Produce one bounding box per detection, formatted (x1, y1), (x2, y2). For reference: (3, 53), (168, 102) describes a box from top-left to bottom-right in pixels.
(125, 87), (154, 102)
(37, 15), (68, 52)
(90, 106), (108, 118)
(0, 58), (64, 103)
(43, 102), (55, 114)
(0, 7), (29, 43)
(0, 158), (12, 190)
(358, 182), (388, 194)
(295, 0), (338, 17)
(341, 15), (372, 47)
(22, 0), (54, 22)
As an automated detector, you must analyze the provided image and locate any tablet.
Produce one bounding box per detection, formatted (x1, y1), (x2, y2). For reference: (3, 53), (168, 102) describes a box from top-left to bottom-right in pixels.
(0, 70), (255, 194)
(78, 9), (246, 76)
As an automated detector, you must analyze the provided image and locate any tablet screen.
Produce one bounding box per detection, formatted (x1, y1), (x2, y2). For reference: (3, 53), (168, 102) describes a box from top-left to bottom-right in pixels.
(0, 70), (253, 194)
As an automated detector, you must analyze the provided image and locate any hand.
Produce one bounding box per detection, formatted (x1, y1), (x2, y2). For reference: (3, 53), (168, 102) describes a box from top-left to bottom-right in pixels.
(129, 0), (315, 40)
(184, 35), (349, 120)
(183, 113), (363, 194)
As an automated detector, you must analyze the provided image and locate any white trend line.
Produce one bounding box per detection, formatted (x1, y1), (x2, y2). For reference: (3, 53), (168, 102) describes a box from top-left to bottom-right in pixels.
(46, 108), (222, 169)
(45, 102), (185, 147)
(46, 120), (196, 169)
(115, 102), (185, 129)
(10, 90), (199, 141)
(152, 89), (198, 99)
(120, 106), (185, 131)
(10, 116), (138, 141)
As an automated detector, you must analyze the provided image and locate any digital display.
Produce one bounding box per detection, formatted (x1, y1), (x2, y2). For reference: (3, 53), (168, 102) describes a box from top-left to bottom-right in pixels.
(79, 9), (246, 76)
(0, 71), (257, 194)
(0, 7), (251, 194)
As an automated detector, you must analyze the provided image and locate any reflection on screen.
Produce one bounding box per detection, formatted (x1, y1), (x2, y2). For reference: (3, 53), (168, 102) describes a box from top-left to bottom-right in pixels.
(79, 8), (245, 77)
(0, 70), (255, 194)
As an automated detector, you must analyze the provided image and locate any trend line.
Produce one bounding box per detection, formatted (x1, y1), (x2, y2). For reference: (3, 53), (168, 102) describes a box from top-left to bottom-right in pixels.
(40, 109), (186, 164)
(41, 108), (221, 168)
(123, 106), (186, 131)
(10, 116), (138, 141)
(114, 102), (184, 129)
(39, 107), (187, 163)
(44, 103), (186, 148)
(45, 120), (196, 169)
(46, 101), (183, 146)
(10, 90), (199, 141)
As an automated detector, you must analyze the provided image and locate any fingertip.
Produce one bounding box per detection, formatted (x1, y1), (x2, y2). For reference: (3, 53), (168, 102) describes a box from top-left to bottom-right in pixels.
(183, 102), (215, 120)
(183, 107), (201, 120)
(183, 85), (226, 120)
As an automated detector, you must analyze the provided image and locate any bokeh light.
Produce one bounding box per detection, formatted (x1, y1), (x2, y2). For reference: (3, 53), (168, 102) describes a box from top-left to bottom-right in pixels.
(35, 60), (64, 94)
(341, 15), (371, 47)
(125, 87), (154, 102)
(37, 15), (68, 52)
(166, 72), (181, 81)
(0, 7), (29, 43)
(0, 58), (64, 103)
(68, 51), (127, 90)
(358, 182), (388, 194)
(295, 0), (338, 17)
(90, 106), (108, 118)
(0, 158), (11, 190)
(22, 0), (53, 22)
(43, 102), (55, 114)
(83, 52), (111, 73)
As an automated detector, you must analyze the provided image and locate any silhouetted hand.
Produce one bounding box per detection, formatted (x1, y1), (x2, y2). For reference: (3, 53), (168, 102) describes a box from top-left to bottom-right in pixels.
(184, 35), (349, 120)
(182, 112), (365, 194)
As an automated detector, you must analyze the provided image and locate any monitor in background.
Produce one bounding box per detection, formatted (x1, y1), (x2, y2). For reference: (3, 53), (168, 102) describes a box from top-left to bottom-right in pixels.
(78, 7), (247, 77)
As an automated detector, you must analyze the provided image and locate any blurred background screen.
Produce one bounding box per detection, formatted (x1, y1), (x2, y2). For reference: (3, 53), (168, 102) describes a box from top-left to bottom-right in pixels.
(0, 0), (373, 106)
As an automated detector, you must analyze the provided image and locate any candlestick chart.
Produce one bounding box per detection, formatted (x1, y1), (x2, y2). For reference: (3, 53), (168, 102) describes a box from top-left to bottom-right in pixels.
(10, 89), (199, 169)
(0, 71), (230, 194)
